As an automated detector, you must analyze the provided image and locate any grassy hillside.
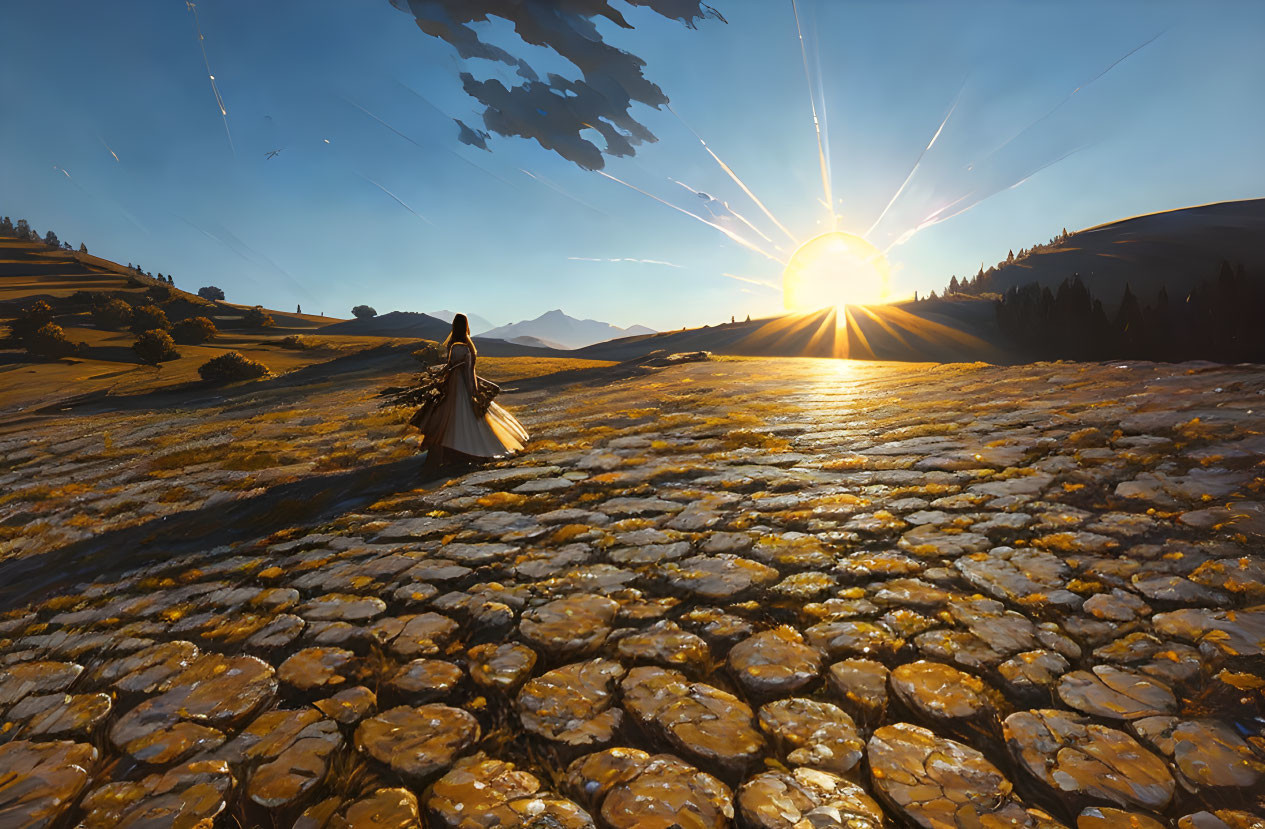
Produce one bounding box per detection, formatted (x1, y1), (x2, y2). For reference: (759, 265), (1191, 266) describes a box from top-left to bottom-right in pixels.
(960, 198), (1265, 308)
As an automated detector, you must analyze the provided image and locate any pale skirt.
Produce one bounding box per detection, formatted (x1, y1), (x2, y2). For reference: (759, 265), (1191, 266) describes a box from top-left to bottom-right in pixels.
(419, 370), (528, 457)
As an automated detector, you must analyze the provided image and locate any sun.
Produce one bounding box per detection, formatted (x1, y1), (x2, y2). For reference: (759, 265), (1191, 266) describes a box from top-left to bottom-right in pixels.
(782, 231), (891, 312)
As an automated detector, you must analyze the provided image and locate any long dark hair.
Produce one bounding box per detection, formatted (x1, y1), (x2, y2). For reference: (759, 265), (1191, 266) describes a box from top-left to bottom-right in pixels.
(443, 313), (476, 357)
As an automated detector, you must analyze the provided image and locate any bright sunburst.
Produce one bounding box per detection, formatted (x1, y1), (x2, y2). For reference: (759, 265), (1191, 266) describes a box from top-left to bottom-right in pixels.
(782, 231), (890, 312)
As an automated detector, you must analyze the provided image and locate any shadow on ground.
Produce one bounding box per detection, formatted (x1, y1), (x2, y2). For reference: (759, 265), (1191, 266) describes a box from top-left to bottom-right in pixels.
(0, 451), (455, 612)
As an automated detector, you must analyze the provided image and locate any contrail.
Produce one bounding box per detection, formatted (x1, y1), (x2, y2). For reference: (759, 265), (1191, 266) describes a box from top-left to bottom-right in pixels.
(361, 175), (434, 225)
(667, 105), (797, 243)
(569, 257), (683, 268)
(670, 177), (774, 243)
(56, 165), (149, 234)
(520, 169), (609, 216)
(345, 93), (516, 189)
(99, 137), (120, 163)
(985, 30), (1164, 163)
(186, 1), (234, 156)
(343, 97), (426, 151)
(866, 83), (965, 237)
(792, 0), (833, 228)
(596, 170), (785, 264)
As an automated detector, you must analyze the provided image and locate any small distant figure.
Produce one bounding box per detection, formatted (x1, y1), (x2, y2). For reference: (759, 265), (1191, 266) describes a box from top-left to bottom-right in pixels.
(265, 149), (283, 160)
(412, 314), (529, 474)
(297, 304), (302, 314)
(731, 315), (735, 324)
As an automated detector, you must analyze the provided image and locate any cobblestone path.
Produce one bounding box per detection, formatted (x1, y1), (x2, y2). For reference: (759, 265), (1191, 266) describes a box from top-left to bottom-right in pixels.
(2, 358), (1264, 828)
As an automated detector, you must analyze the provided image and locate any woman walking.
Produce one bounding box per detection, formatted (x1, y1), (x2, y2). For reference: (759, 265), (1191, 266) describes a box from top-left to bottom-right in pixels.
(412, 313), (528, 471)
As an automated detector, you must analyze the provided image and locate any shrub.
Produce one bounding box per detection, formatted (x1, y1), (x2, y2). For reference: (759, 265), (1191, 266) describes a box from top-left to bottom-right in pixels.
(93, 298), (134, 330)
(131, 304), (170, 333)
(28, 323), (87, 358)
(132, 330), (180, 365)
(173, 316), (218, 344)
(245, 306), (275, 328)
(278, 334), (311, 350)
(198, 351), (269, 383)
(197, 286), (225, 301)
(352, 305), (377, 319)
(3, 300), (56, 346)
(146, 284), (174, 303)
(411, 339), (444, 366)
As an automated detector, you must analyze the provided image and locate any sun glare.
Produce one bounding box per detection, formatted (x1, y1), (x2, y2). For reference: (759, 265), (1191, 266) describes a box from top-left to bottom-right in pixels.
(782, 231), (891, 312)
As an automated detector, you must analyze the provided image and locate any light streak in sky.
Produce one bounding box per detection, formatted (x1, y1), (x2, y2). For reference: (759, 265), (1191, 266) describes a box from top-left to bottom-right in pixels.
(866, 84), (965, 237)
(186, 1), (234, 155)
(722, 272), (780, 291)
(596, 170), (785, 265)
(670, 177), (774, 244)
(346, 94), (516, 189)
(569, 257), (683, 268)
(521, 169), (608, 216)
(983, 30), (1164, 163)
(361, 175), (434, 225)
(792, 0), (833, 228)
(883, 145), (1088, 254)
(99, 137), (120, 163)
(667, 105), (797, 244)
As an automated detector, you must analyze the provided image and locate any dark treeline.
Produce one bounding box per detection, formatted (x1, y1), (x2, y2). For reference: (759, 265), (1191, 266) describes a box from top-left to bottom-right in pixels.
(995, 261), (1265, 362)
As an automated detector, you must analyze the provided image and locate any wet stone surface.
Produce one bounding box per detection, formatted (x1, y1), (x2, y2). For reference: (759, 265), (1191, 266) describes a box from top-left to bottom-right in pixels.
(3, 358), (1265, 825)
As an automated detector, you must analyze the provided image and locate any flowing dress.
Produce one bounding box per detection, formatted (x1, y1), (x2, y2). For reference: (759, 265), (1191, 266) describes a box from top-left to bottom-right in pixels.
(414, 342), (528, 457)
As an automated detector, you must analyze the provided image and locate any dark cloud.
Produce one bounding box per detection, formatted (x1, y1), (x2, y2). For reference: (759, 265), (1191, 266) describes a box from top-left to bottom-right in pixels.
(455, 119), (491, 150)
(391, 0), (725, 170)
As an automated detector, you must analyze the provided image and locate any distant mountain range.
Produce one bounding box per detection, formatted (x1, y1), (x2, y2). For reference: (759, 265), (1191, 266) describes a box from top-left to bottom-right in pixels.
(480, 309), (656, 350)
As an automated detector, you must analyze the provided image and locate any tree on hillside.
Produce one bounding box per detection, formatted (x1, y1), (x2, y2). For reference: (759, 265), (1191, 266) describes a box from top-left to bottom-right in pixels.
(79, 243), (87, 254)
(245, 306), (275, 328)
(199, 351), (269, 383)
(132, 330), (180, 366)
(2, 300), (56, 348)
(131, 304), (171, 334)
(198, 286), (226, 301)
(0, 217), (11, 234)
(352, 305), (378, 319)
(15, 219), (30, 239)
(27, 323), (88, 359)
(92, 298), (134, 331)
(173, 316), (217, 344)
(147, 284), (174, 303)
(44, 230), (59, 248)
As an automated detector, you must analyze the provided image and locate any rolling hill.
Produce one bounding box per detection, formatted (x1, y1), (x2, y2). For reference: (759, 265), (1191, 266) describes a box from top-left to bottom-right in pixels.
(970, 198), (1265, 308)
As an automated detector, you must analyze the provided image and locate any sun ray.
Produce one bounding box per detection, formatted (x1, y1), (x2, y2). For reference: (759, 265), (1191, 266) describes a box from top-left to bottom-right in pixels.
(842, 307), (877, 360)
(853, 304), (916, 352)
(722, 272), (780, 291)
(885, 144), (1088, 254)
(667, 107), (798, 244)
(982, 31), (1164, 165)
(596, 171), (785, 264)
(670, 177), (774, 244)
(866, 83), (965, 237)
(792, 0), (833, 228)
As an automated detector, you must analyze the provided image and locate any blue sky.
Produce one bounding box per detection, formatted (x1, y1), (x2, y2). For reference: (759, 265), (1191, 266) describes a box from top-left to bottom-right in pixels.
(2, 1), (1262, 330)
